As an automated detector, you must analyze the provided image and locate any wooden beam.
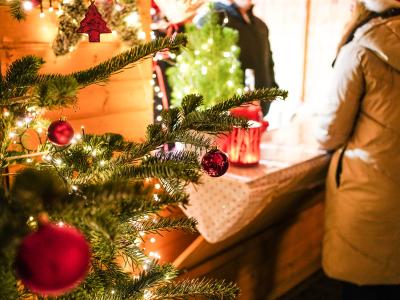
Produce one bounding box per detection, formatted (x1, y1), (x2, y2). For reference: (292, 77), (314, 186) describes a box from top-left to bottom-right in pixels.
(301, 0), (312, 102)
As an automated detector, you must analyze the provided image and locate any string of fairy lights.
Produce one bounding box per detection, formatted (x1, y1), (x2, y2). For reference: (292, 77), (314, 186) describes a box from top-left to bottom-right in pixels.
(4, 105), (165, 276)
(4, 4), (240, 276)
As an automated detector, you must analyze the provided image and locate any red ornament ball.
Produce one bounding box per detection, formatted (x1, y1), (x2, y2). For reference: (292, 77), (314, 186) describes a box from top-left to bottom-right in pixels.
(201, 149), (229, 177)
(16, 222), (91, 297)
(47, 120), (74, 146)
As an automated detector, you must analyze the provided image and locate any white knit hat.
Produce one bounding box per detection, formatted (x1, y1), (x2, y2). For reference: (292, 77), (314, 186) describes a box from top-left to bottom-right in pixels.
(360, 0), (400, 12)
(154, 0), (209, 23)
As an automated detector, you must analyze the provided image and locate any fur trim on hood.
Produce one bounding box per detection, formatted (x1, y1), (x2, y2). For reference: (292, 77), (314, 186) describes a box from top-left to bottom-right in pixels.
(361, 0), (400, 12)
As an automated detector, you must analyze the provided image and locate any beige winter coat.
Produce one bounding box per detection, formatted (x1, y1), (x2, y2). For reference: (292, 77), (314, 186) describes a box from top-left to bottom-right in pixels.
(317, 9), (400, 285)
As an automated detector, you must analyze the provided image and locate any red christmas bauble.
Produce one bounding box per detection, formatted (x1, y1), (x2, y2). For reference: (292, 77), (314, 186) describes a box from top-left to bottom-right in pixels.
(29, 0), (41, 7)
(47, 120), (74, 146)
(16, 222), (91, 296)
(201, 149), (229, 177)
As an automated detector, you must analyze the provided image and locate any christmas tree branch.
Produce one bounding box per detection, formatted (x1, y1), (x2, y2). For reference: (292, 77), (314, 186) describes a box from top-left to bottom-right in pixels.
(153, 278), (240, 300)
(0, 0), (25, 20)
(208, 88), (288, 113)
(127, 217), (198, 236)
(71, 34), (187, 86)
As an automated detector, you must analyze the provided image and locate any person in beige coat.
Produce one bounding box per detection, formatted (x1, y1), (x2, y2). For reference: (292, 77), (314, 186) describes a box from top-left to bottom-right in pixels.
(316, 0), (400, 299)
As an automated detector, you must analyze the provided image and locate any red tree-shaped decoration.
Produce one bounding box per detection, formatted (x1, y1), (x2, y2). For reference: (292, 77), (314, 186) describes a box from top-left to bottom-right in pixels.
(77, 2), (111, 42)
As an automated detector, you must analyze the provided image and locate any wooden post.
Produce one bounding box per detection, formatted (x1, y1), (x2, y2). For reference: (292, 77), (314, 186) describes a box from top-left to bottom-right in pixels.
(301, 0), (312, 102)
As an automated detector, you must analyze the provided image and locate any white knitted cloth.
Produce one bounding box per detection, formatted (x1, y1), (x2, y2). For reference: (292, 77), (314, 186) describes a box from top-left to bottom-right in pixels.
(182, 143), (329, 243)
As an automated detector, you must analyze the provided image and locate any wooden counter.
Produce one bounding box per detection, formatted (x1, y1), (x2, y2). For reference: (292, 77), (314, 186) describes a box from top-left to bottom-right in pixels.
(175, 120), (330, 299)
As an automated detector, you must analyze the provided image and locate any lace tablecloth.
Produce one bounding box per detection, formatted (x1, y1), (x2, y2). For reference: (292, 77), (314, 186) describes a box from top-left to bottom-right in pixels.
(183, 141), (330, 243)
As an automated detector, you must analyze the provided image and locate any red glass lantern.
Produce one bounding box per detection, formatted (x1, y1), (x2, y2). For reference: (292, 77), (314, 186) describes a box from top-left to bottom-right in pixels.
(226, 121), (262, 167)
(217, 102), (268, 167)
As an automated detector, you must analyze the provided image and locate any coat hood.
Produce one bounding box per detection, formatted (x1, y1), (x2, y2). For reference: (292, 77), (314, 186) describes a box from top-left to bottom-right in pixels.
(361, 0), (400, 12)
(356, 15), (400, 71)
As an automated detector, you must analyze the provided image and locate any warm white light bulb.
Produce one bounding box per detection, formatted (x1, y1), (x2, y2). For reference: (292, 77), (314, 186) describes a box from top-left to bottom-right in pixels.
(22, 1), (33, 11)
(138, 31), (146, 40)
(124, 12), (139, 26)
(39, 12), (45, 18)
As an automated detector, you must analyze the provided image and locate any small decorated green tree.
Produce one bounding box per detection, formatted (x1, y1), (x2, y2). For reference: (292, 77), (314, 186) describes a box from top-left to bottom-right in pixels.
(167, 9), (244, 107)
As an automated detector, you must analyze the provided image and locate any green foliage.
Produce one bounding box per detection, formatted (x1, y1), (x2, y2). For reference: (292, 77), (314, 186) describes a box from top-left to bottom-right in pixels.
(167, 10), (244, 107)
(52, 0), (141, 56)
(0, 32), (288, 299)
(0, 0), (25, 21)
(155, 278), (240, 299)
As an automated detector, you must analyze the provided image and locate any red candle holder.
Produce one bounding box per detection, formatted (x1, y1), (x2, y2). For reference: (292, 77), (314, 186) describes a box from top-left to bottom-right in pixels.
(226, 121), (262, 167)
(216, 102), (268, 167)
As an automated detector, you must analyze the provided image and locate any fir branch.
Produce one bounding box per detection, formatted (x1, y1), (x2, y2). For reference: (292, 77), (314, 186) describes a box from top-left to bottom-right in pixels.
(117, 243), (148, 269)
(2, 0), (25, 21)
(168, 130), (213, 149)
(119, 160), (201, 184)
(180, 111), (248, 133)
(128, 217), (198, 235)
(208, 88), (288, 113)
(52, 0), (87, 56)
(37, 76), (79, 108)
(181, 94), (204, 116)
(71, 34), (187, 86)
(153, 278), (240, 300)
(122, 263), (178, 299)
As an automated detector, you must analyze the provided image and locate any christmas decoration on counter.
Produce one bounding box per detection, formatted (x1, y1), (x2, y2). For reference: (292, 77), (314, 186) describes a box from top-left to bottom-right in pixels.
(15, 215), (90, 296)
(167, 7), (244, 107)
(0, 31), (288, 298)
(77, 1), (111, 42)
(225, 121), (263, 167)
(201, 149), (229, 177)
(47, 119), (74, 146)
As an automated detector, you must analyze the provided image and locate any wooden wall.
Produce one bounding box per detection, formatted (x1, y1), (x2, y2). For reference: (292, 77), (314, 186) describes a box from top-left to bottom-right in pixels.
(253, 0), (351, 106)
(0, 0), (152, 141)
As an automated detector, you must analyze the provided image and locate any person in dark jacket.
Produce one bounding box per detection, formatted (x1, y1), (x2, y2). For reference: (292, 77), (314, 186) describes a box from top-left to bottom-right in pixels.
(201, 0), (278, 115)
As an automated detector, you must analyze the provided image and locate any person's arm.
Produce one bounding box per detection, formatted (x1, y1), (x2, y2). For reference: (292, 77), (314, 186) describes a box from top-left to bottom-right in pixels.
(264, 26), (278, 88)
(316, 45), (365, 150)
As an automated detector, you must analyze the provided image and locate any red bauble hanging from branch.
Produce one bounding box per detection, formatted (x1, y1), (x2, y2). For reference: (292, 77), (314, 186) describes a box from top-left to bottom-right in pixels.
(47, 119), (74, 146)
(201, 149), (229, 177)
(77, 2), (111, 42)
(15, 216), (91, 296)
